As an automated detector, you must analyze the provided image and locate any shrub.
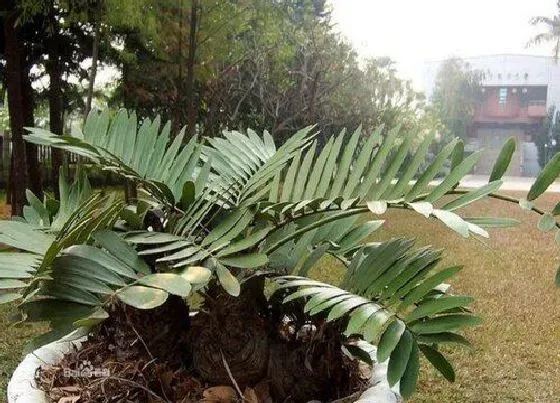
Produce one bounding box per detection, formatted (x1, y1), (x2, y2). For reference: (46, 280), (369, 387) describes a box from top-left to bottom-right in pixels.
(1, 109), (559, 400)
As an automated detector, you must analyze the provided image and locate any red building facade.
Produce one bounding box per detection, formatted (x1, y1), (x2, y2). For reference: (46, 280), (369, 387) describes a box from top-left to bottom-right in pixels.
(469, 85), (547, 175)
(425, 55), (560, 176)
(473, 86), (547, 125)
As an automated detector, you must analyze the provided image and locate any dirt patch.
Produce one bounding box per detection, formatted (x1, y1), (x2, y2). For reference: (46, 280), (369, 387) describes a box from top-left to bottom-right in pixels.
(0, 204), (11, 219)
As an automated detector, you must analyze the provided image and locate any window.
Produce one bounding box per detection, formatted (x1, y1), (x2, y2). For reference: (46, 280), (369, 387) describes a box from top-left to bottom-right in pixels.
(499, 88), (508, 105)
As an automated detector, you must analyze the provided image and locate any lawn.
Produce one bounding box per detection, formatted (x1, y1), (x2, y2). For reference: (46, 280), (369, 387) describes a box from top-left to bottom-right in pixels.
(399, 191), (559, 402)
(1, 191), (559, 402)
(311, 191), (560, 402)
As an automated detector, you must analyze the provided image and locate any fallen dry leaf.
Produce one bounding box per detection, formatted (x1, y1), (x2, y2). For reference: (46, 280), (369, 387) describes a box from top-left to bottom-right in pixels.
(56, 386), (81, 393)
(243, 387), (258, 403)
(202, 385), (237, 402)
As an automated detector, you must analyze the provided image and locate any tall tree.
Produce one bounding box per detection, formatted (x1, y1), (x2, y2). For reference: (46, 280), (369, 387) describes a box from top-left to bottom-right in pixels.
(46, 1), (64, 196)
(14, 0), (92, 196)
(1, 1), (45, 214)
(108, 0), (431, 145)
(23, 67), (42, 198)
(528, 0), (560, 62)
(431, 58), (482, 140)
(84, 0), (102, 117)
(185, 0), (199, 137)
(82, 0), (153, 117)
(3, 3), (30, 215)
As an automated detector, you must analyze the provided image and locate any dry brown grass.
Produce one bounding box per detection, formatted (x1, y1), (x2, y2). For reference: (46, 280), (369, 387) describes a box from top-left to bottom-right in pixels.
(405, 192), (560, 402)
(1, 192), (560, 401)
(314, 191), (560, 402)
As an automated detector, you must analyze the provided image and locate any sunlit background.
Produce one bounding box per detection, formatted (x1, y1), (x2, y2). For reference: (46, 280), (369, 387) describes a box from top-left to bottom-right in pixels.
(330, 0), (557, 89)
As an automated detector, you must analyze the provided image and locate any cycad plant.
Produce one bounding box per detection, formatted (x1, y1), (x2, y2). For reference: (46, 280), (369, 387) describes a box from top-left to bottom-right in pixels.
(2, 109), (559, 401)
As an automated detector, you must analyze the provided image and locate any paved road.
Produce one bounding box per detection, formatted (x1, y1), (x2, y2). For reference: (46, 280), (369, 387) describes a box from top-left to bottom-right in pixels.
(453, 175), (560, 192)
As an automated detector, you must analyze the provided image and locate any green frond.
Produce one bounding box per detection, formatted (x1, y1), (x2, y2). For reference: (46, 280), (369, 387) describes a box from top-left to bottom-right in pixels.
(489, 137), (516, 182)
(7, 166), (92, 236)
(3, 190), (213, 346)
(259, 123), (493, 267)
(276, 238), (478, 398)
(25, 109), (204, 205)
(21, 230), (210, 347)
(0, 170), (102, 302)
(527, 152), (560, 201)
(125, 210), (269, 273)
(10, 108), (560, 380)
(203, 126), (314, 206)
(0, 192), (124, 307)
(0, 221), (54, 255)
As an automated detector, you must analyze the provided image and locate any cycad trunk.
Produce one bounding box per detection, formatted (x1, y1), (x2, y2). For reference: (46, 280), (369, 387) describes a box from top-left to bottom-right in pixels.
(189, 277), (270, 386)
(188, 277), (355, 402)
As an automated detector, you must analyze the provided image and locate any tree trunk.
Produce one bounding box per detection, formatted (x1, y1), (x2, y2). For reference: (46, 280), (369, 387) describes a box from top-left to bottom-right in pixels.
(47, 6), (64, 198)
(307, 71), (320, 126)
(23, 72), (42, 198)
(185, 0), (199, 138)
(122, 45), (132, 109)
(173, 0), (185, 135)
(7, 154), (13, 206)
(122, 35), (137, 111)
(3, 130), (12, 204)
(4, 9), (29, 215)
(85, 4), (101, 118)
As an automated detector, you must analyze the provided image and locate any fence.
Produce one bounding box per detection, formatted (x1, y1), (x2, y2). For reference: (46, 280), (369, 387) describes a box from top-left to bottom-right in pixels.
(0, 132), (120, 189)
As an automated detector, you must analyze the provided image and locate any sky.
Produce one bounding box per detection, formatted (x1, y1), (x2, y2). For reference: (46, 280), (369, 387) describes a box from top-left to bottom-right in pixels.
(329, 0), (558, 91)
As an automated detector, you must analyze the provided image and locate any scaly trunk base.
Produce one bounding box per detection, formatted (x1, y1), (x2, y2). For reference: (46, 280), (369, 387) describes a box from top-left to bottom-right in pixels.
(39, 282), (365, 402)
(188, 278), (270, 386)
(188, 279), (360, 402)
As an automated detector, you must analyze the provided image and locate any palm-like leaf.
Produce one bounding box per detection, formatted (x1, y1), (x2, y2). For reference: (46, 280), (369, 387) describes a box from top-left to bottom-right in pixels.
(276, 238), (477, 398)
(1, 185), (212, 346)
(269, 125), (469, 205)
(25, 109), (205, 205)
(3, 108), (560, 400)
(0, 191), (122, 303)
(23, 229), (210, 347)
(0, 168), (95, 299)
(200, 127), (314, 206)
(256, 125), (489, 273)
(120, 124), (560, 288)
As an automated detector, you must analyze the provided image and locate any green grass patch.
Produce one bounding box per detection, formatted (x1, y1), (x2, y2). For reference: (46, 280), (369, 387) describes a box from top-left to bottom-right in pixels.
(0, 303), (48, 398)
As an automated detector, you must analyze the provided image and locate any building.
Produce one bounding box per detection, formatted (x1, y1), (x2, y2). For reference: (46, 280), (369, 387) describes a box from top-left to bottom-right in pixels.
(423, 54), (560, 176)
